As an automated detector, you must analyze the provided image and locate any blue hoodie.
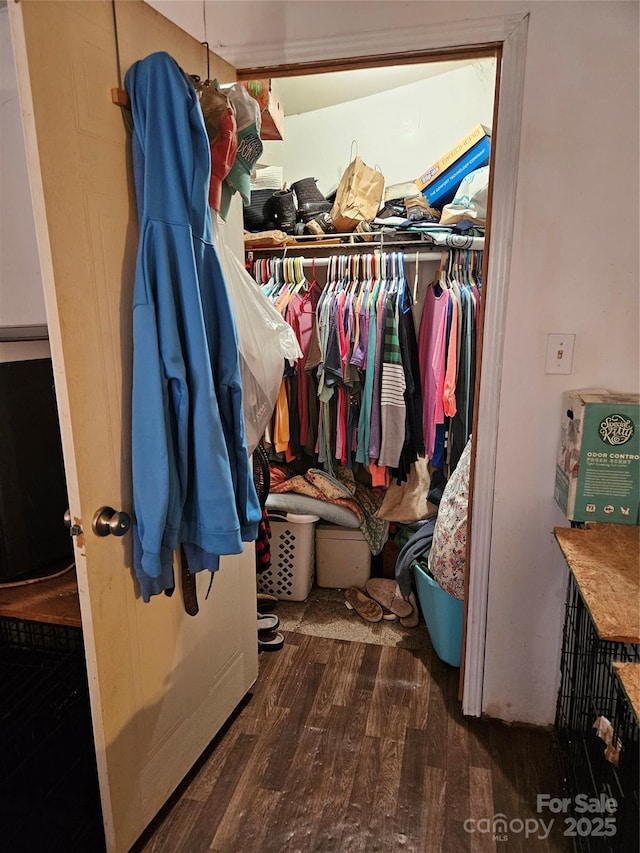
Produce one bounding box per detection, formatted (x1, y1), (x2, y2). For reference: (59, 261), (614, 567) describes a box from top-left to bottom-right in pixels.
(126, 52), (260, 601)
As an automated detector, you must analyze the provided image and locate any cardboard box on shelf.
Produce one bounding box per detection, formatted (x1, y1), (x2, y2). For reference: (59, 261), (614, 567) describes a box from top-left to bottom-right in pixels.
(421, 136), (491, 209)
(416, 124), (491, 191)
(555, 390), (640, 525)
(241, 79), (284, 141)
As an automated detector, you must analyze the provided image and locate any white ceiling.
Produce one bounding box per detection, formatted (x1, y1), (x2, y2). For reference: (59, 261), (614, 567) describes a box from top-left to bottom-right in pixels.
(273, 59), (471, 116)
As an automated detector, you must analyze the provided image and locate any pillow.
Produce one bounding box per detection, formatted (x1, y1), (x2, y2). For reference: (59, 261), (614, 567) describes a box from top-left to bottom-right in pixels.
(266, 493), (360, 528)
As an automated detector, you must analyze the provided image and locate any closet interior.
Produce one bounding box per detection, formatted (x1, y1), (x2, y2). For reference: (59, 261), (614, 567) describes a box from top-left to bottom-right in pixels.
(240, 55), (496, 652)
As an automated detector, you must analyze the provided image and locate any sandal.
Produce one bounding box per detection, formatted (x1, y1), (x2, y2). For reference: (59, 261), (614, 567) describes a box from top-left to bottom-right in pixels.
(258, 613), (280, 633)
(345, 587), (383, 623)
(399, 592), (419, 628)
(258, 631), (284, 652)
(365, 578), (413, 619)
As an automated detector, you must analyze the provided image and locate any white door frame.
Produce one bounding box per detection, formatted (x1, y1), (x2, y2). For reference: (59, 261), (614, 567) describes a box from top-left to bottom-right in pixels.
(233, 12), (530, 717)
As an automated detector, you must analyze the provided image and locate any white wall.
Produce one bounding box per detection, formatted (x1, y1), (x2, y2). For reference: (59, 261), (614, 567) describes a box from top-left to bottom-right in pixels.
(0, 8), (46, 329)
(481, 0), (639, 724)
(260, 61), (495, 194)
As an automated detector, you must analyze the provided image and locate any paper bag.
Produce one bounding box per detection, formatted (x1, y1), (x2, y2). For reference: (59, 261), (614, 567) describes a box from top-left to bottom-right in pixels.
(331, 156), (384, 232)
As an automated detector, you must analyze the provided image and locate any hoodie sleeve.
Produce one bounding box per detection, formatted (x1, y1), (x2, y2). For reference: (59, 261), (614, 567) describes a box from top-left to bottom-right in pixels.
(132, 220), (191, 586)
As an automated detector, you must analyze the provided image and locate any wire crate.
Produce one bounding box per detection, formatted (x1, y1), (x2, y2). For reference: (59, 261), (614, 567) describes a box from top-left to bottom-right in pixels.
(555, 575), (640, 853)
(610, 667), (639, 853)
(0, 617), (105, 852)
(0, 615), (85, 655)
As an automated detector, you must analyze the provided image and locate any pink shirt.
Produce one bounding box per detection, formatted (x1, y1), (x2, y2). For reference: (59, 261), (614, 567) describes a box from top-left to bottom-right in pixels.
(418, 285), (449, 459)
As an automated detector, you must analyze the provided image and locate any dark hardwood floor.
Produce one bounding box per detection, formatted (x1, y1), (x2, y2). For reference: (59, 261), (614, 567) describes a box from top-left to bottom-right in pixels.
(135, 631), (570, 853)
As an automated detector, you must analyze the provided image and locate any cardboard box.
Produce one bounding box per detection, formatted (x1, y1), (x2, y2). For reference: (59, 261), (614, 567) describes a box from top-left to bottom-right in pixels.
(555, 390), (640, 524)
(242, 78), (284, 141)
(421, 136), (491, 209)
(416, 124), (491, 191)
(315, 524), (371, 588)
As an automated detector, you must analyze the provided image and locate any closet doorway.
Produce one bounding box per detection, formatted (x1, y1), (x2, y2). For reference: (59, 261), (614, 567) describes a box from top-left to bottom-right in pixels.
(238, 46), (502, 706)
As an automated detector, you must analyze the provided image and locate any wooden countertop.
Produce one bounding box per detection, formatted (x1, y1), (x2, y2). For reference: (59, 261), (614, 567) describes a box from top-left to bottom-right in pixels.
(0, 562), (81, 628)
(613, 662), (640, 722)
(554, 523), (640, 643)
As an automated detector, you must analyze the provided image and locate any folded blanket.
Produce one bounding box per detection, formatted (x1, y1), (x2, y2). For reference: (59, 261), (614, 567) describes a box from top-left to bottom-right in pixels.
(269, 466), (388, 554)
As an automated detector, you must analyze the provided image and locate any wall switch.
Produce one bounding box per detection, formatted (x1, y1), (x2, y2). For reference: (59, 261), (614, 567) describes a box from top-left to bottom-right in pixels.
(545, 333), (575, 374)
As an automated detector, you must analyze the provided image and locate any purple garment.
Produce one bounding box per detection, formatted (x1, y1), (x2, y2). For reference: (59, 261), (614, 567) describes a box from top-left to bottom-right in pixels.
(350, 289), (370, 369)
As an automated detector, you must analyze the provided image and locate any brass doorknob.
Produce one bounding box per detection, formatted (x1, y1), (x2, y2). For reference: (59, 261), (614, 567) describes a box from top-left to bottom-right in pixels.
(92, 506), (131, 537)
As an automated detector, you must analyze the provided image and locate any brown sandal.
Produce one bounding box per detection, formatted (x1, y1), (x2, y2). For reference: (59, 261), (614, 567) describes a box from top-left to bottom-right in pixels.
(345, 587), (383, 623)
(399, 592), (419, 628)
(365, 578), (413, 619)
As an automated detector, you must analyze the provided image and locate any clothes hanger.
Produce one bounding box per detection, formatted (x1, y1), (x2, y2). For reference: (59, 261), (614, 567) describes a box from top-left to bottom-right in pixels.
(412, 250), (420, 303)
(292, 256), (308, 294)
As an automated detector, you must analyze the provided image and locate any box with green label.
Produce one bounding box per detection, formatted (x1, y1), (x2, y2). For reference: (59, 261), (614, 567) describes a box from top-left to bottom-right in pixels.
(555, 390), (640, 524)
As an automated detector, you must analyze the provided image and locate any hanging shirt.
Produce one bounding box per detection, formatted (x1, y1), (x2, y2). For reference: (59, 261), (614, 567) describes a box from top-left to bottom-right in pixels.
(355, 279), (382, 464)
(126, 52), (260, 601)
(378, 299), (407, 469)
(368, 280), (389, 462)
(443, 287), (459, 418)
(286, 283), (321, 448)
(418, 285), (449, 460)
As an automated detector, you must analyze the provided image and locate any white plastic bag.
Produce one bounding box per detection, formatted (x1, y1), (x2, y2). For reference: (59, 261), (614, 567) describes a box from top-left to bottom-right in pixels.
(439, 166), (489, 226)
(216, 234), (302, 454)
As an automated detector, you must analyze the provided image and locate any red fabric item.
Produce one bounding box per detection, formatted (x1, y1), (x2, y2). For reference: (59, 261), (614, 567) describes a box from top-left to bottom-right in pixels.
(255, 507), (271, 574)
(209, 107), (238, 212)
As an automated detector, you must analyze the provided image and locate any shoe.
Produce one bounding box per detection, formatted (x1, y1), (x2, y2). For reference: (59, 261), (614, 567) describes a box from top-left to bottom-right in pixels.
(256, 592), (279, 613)
(258, 631), (284, 652)
(399, 592), (419, 628)
(298, 200), (332, 223)
(304, 212), (334, 236)
(271, 189), (297, 233)
(291, 177), (328, 208)
(258, 612), (280, 633)
(345, 586), (383, 623)
(365, 578), (413, 619)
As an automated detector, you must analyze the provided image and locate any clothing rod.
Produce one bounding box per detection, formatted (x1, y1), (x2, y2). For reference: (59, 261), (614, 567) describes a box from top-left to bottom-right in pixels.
(251, 251), (482, 270)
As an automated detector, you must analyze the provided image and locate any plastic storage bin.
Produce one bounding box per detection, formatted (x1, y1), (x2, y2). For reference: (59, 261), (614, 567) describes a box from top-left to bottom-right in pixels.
(413, 561), (464, 667)
(315, 524), (371, 589)
(258, 512), (319, 601)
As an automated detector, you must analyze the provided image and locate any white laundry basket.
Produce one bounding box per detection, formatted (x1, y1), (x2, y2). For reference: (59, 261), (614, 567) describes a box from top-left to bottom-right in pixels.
(258, 512), (319, 601)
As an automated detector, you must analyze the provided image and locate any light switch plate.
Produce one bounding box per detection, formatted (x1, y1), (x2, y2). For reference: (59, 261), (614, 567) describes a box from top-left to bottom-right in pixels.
(545, 333), (575, 374)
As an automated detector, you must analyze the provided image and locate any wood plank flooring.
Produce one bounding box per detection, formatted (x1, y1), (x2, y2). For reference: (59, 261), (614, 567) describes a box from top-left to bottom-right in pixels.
(134, 631), (570, 853)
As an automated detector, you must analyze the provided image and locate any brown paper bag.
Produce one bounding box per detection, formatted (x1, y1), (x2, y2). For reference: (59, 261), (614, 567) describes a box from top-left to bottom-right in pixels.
(330, 155), (384, 232)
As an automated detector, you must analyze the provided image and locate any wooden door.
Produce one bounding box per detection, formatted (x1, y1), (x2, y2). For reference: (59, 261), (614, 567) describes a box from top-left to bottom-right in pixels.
(9, 3), (258, 851)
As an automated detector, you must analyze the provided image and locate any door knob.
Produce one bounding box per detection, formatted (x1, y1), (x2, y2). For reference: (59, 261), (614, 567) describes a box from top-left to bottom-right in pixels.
(92, 506), (131, 537)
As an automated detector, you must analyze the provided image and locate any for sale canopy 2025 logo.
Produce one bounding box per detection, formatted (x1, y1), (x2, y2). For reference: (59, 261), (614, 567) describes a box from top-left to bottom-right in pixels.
(599, 414), (634, 446)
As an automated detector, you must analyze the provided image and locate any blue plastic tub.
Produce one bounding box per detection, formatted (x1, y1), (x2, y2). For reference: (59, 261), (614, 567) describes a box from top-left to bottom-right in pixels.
(413, 561), (464, 667)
